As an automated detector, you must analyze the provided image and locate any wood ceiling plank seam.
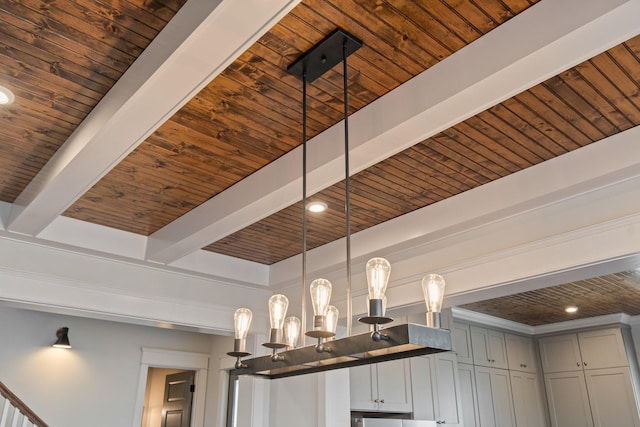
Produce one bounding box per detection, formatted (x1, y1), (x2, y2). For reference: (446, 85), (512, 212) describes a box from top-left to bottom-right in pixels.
(1, 117), (72, 147)
(387, 0), (469, 54)
(0, 128), (65, 155)
(0, 0), (138, 69)
(470, 0), (518, 25)
(548, 69), (619, 138)
(152, 119), (274, 171)
(464, 113), (546, 165)
(329, 0), (440, 74)
(121, 0), (184, 21)
(5, 86), (87, 125)
(439, 126), (521, 175)
(439, 0), (499, 35)
(62, 204), (161, 235)
(620, 37), (640, 71)
(571, 59), (637, 132)
(357, 161), (448, 208)
(0, 137), (59, 164)
(357, 159), (446, 202)
(279, 5), (404, 90)
(1, 108), (78, 141)
(300, 0), (415, 81)
(511, 87), (589, 151)
(398, 144), (485, 193)
(449, 119), (534, 171)
(200, 76), (329, 135)
(535, 80), (607, 144)
(479, 101), (564, 159)
(347, 189), (412, 221)
(14, 0), (145, 59)
(82, 0), (163, 40)
(605, 46), (640, 112)
(429, 133), (512, 177)
(93, 0), (175, 32)
(0, 14), (124, 82)
(426, 133), (505, 182)
(411, 0), (483, 44)
(351, 0), (455, 64)
(585, 53), (640, 126)
(179, 97), (303, 153)
(499, 0), (539, 15)
(0, 48), (106, 102)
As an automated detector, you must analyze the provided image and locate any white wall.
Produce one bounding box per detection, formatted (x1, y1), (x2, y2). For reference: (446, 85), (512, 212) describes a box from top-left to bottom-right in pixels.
(0, 306), (233, 427)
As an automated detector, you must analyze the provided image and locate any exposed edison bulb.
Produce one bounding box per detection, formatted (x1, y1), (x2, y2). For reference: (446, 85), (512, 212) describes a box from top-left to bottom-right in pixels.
(310, 278), (332, 316)
(326, 305), (339, 334)
(268, 294), (289, 330)
(422, 274), (446, 313)
(366, 257), (391, 300)
(283, 316), (301, 348)
(234, 308), (252, 340)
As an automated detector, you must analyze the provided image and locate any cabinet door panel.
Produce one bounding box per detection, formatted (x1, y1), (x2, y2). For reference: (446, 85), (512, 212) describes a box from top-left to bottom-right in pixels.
(544, 371), (593, 427)
(457, 364), (478, 427)
(410, 356), (437, 420)
(434, 353), (462, 425)
(350, 364), (378, 411)
(505, 333), (536, 373)
(578, 328), (628, 369)
(538, 334), (583, 373)
(474, 366), (515, 427)
(377, 359), (412, 413)
(585, 367), (640, 427)
(470, 326), (508, 369)
(510, 371), (547, 427)
(452, 322), (473, 365)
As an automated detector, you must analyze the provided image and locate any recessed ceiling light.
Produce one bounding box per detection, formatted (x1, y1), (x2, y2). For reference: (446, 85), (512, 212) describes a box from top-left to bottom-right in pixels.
(0, 85), (15, 105)
(306, 201), (328, 213)
(565, 305), (578, 314)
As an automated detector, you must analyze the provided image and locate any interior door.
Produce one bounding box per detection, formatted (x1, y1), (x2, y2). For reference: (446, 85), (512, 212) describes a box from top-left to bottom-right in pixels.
(161, 370), (195, 427)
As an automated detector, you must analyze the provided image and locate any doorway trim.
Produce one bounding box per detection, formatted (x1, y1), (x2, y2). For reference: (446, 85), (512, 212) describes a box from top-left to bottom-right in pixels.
(132, 348), (210, 427)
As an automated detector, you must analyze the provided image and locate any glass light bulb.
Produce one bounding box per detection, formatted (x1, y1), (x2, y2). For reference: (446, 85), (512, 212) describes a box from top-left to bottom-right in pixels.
(234, 308), (252, 340)
(268, 294), (289, 330)
(310, 278), (332, 316)
(422, 274), (446, 313)
(326, 305), (339, 334)
(283, 316), (301, 348)
(366, 257), (391, 300)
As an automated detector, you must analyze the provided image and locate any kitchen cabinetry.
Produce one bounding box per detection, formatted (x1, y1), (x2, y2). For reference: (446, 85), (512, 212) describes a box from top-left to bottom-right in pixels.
(505, 333), (537, 373)
(470, 325), (508, 369)
(410, 352), (463, 426)
(452, 322), (473, 365)
(540, 328), (640, 427)
(538, 328), (628, 373)
(474, 365), (516, 427)
(350, 359), (412, 413)
(509, 371), (547, 427)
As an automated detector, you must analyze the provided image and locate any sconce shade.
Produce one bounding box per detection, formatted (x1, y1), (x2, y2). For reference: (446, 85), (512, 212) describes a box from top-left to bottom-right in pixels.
(53, 327), (71, 348)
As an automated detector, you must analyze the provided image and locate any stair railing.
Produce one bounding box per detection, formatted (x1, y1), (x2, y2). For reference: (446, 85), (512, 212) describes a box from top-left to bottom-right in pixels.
(0, 381), (49, 427)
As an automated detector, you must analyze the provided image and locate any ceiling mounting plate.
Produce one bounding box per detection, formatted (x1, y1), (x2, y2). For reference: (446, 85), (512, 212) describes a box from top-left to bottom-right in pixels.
(287, 28), (363, 82)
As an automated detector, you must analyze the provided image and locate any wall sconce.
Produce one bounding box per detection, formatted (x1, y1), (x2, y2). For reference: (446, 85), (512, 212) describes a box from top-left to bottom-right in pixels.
(53, 327), (72, 349)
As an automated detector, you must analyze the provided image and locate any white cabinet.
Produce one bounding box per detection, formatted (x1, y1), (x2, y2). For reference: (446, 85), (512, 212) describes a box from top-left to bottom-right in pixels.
(474, 366), (516, 427)
(539, 328), (628, 373)
(509, 371), (547, 427)
(505, 333), (537, 373)
(350, 359), (412, 413)
(457, 363), (479, 427)
(452, 322), (473, 365)
(540, 328), (640, 427)
(410, 353), (463, 426)
(470, 325), (508, 369)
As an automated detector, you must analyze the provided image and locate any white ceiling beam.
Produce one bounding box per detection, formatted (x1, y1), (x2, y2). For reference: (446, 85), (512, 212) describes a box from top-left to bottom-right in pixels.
(6, 0), (302, 236)
(146, 0), (640, 264)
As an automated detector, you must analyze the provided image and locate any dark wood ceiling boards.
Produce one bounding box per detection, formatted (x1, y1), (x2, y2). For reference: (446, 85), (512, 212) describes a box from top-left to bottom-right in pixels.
(61, 0), (539, 236)
(460, 271), (640, 326)
(0, 0), (187, 202)
(207, 34), (640, 265)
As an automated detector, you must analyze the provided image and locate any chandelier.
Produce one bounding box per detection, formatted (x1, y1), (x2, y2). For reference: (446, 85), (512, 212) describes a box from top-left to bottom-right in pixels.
(227, 29), (452, 379)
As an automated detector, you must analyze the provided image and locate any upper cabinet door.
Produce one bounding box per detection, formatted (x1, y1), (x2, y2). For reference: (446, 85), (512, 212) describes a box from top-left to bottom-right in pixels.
(470, 325), (508, 369)
(505, 333), (537, 373)
(376, 359), (413, 413)
(578, 328), (628, 369)
(452, 322), (474, 365)
(350, 364), (379, 411)
(538, 334), (583, 373)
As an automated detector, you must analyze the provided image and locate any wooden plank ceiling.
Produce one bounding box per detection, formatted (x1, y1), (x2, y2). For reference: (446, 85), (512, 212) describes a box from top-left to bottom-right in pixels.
(1, 1), (640, 325)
